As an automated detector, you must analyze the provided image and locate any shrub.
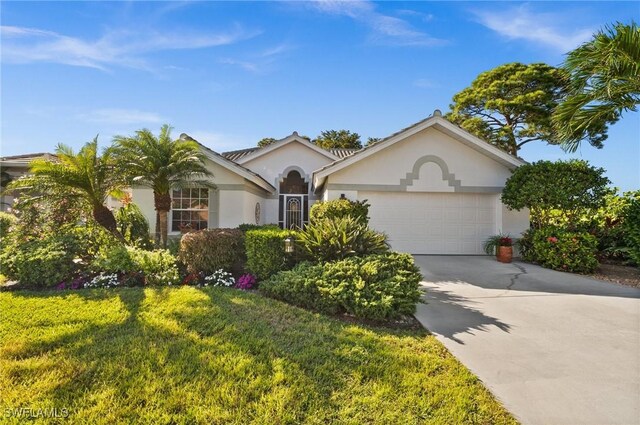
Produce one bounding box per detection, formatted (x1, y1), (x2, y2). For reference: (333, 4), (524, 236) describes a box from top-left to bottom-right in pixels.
(528, 227), (598, 274)
(91, 245), (179, 286)
(624, 198), (640, 265)
(0, 233), (80, 287)
(297, 216), (389, 262)
(310, 198), (370, 225)
(245, 228), (297, 280)
(179, 229), (244, 274)
(115, 202), (152, 249)
(237, 223), (280, 232)
(261, 253), (423, 321)
(0, 212), (17, 242)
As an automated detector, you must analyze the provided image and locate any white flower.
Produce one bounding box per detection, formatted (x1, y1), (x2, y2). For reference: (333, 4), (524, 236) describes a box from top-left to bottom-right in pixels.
(202, 269), (235, 287)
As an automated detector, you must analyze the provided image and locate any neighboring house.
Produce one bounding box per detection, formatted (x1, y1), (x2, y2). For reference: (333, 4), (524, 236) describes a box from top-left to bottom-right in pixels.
(133, 110), (530, 254)
(0, 153), (57, 211)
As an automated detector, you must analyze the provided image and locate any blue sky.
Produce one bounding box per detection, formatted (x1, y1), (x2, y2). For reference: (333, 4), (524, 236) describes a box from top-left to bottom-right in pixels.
(1, 1), (638, 191)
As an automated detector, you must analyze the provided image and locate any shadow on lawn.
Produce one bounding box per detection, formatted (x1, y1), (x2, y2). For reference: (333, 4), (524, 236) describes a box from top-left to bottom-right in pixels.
(4, 287), (476, 423)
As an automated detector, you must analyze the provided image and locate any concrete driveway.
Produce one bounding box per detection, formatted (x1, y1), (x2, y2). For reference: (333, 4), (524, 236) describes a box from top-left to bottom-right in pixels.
(413, 256), (640, 425)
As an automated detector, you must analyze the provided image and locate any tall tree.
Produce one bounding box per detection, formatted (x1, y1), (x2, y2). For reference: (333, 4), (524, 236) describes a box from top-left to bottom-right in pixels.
(7, 138), (126, 240)
(313, 130), (362, 149)
(447, 63), (583, 155)
(112, 125), (213, 248)
(365, 137), (381, 147)
(554, 22), (640, 152)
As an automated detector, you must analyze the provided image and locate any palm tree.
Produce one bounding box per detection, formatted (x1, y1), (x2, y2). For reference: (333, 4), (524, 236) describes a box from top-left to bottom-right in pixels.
(7, 137), (126, 240)
(111, 124), (213, 248)
(554, 22), (640, 152)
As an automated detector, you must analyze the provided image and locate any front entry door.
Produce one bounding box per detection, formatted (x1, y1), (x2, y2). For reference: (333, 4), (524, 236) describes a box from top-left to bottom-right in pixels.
(284, 195), (304, 229)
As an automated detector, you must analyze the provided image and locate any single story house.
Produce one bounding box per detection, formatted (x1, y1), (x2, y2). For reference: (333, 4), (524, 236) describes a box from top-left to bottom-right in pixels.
(132, 110), (529, 255)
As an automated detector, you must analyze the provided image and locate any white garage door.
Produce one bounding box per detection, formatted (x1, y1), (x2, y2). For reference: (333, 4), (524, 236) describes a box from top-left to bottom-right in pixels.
(361, 191), (498, 254)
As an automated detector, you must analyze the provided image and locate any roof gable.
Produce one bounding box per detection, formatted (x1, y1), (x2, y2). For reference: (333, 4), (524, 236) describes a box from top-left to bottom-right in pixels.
(179, 134), (276, 194)
(237, 132), (339, 165)
(313, 111), (525, 188)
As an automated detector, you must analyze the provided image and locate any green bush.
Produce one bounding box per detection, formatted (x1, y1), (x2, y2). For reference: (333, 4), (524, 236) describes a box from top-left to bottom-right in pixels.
(115, 202), (152, 249)
(91, 244), (179, 285)
(297, 216), (389, 262)
(0, 233), (80, 287)
(261, 253), (423, 321)
(237, 223), (280, 232)
(179, 228), (245, 274)
(0, 212), (17, 242)
(245, 228), (297, 280)
(310, 198), (370, 225)
(623, 198), (640, 265)
(528, 227), (598, 274)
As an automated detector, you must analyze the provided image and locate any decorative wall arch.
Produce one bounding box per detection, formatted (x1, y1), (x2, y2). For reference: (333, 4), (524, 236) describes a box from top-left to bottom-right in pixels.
(399, 155), (461, 189)
(276, 166), (310, 189)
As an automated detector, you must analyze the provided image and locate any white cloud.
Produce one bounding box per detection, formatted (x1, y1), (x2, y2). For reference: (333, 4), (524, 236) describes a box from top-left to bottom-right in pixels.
(309, 0), (446, 47)
(78, 109), (163, 125)
(0, 24), (259, 71)
(220, 43), (295, 73)
(471, 4), (593, 52)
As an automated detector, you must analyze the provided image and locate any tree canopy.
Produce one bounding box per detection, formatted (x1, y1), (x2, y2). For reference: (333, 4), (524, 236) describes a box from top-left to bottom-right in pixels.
(111, 125), (213, 248)
(501, 159), (612, 228)
(554, 22), (640, 152)
(447, 62), (607, 156)
(313, 130), (362, 149)
(7, 138), (126, 240)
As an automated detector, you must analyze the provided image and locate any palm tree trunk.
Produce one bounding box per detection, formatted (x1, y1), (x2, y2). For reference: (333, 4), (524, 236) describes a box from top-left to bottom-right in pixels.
(93, 204), (125, 242)
(155, 211), (161, 248)
(154, 191), (172, 249)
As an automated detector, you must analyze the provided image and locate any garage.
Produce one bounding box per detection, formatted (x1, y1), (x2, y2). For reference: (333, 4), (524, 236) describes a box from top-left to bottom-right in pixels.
(312, 113), (530, 255)
(361, 191), (498, 255)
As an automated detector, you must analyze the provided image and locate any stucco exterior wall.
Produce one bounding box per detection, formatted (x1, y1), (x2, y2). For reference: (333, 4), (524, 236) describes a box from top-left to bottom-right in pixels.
(329, 127), (512, 189)
(242, 141), (334, 188)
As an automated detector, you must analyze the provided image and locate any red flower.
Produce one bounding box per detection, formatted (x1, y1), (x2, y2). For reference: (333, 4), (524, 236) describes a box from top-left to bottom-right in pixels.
(499, 237), (513, 246)
(547, 236), (558, 243)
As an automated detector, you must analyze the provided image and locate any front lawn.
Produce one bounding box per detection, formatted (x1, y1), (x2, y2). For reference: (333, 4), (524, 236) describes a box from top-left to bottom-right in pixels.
(0, 287), (516, 424)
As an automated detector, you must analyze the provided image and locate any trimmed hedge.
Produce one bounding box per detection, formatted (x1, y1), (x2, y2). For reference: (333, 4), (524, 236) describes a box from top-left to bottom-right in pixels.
(179, 228), (245, 274)
(0, 212), (17, 242)
(237, 223), (280, 232)
(525, 227), (598, 274)
(245, 228), (297, 280)
(261, 253), (423, 321)
(310, 198), (370, 225)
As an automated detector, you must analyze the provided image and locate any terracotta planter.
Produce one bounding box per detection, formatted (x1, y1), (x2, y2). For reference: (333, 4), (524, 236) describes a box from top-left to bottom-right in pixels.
(496, 246), (513, 263)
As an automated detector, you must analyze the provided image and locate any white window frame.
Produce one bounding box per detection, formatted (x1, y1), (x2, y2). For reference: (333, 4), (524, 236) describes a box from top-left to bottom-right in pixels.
(170, 188), (209, 234)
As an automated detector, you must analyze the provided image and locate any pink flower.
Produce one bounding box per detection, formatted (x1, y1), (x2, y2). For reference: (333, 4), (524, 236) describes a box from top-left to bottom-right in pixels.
(547, 236), (558, 244)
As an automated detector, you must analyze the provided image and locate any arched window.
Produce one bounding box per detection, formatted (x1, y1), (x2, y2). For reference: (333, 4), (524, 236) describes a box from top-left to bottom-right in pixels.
(279, 170), (309, 194)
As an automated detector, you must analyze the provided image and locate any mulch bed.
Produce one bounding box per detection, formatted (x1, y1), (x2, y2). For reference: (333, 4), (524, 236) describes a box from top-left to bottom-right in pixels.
(590, 262), (640, 289)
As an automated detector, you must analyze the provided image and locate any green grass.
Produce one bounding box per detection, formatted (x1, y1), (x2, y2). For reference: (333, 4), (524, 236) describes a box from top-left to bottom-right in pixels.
(0, 287), (516, 424)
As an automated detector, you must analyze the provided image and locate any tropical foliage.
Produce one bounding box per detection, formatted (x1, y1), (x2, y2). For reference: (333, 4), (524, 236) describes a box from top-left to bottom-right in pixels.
(309, 198), (370, 225)
(112, 126), (212, 247)
(296, 216), (389, 262)
(6, 138), (126, 239)
(555, 22), (640, 152)
(313, 129), (362, 149)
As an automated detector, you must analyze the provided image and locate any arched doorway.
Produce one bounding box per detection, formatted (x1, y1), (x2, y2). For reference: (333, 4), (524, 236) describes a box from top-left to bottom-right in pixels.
(278, 169), (309, 229)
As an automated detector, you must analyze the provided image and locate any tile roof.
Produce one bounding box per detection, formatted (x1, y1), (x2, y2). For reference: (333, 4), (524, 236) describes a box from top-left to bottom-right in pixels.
(221, 146), (358, 162)
(0, 152), (57, 163)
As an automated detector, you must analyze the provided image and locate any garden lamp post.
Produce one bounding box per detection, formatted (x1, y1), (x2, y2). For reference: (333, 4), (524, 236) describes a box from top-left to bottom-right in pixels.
(284, 236), (295, 254)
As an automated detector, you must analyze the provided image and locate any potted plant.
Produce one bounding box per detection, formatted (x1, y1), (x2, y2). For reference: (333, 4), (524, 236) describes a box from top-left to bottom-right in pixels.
(483, 233), (514, 263)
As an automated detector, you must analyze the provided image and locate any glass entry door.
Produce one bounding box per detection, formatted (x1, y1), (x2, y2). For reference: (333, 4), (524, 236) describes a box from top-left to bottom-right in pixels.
(284, 195), (304, 229)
